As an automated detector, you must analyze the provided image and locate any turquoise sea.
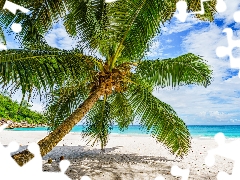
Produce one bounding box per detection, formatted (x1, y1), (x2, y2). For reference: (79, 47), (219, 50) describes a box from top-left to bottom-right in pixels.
(6, 125), (240, 138)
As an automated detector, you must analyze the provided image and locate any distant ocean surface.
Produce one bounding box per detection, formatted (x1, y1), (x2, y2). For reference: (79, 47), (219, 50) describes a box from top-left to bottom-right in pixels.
(6, 125), (240, 138)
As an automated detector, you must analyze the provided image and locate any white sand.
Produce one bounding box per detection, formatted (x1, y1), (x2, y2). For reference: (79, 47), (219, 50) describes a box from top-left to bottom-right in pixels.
(0, 131), (236, 179)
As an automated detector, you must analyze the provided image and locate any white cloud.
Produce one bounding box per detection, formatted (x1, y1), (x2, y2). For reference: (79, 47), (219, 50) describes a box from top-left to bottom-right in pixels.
(182, 24), (230, 78)
(45, 23), (77, 50)
(209, 111), (232, 119)
(166, 39), (172, 43)
(153, 1), (240, 124)
(161, 0), (240, 35)
(214, 0), (240, 25)
(161, 14), (205, 35)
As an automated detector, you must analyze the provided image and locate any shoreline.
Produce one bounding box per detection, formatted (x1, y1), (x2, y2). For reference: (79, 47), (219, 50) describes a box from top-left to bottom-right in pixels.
(4, 129), (240, 140)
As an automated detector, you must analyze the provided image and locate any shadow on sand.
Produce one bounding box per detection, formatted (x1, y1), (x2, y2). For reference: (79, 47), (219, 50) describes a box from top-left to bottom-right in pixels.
(42, 145), (184, 180)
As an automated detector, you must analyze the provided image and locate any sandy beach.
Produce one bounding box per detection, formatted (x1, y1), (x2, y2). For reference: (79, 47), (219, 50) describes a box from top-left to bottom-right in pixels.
(0, 131), (236, 180)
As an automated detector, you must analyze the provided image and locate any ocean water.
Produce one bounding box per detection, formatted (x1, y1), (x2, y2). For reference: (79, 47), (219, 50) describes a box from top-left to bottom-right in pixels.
(6, 125), (240, 138)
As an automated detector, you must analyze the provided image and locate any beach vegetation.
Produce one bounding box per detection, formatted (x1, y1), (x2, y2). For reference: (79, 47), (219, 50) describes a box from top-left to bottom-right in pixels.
(0, 91), (46, 124)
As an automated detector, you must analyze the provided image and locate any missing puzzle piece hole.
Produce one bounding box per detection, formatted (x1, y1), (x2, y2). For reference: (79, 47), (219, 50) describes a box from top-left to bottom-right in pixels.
(216, 0), (227, 13)
(216, 46), (228, 57)
(171, 165), (189, 180)
(7, 141), (19, 152)
(155, 175), (165, 180)
(214, 132), (225, 145)
(81, 176), (92, 180)
(205, 154), (215, 167)
(234, 11), (240, 23)
(217, 171), (231, 180)
(11, 23), (22, 33)
(176, 1), (187, 12)
(2, 1), (30, 33)
(175, 1), (188, 22)
(59, 160), (70, 173)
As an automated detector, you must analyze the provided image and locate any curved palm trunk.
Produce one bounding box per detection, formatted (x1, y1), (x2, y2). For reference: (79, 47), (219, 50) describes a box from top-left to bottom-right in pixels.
(12, 85), (104, 166)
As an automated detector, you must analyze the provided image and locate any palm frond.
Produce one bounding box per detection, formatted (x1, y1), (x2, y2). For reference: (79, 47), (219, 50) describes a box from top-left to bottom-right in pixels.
(45, 80), (89, 131)
(0, 0), (67, 48)
(82, 99), (113, 149)
(136, 53), (213, 89)
(63, 0), (217, 64)
(0, 49), (95, 99)
(108, 92), (134, 131)
(0, 0), (217, 55)
(64, 0), (109, 55)
(126, 86), (190, 157)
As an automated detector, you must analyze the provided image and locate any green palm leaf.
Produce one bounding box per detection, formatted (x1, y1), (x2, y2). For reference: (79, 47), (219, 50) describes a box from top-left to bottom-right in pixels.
(108, 92), (134, 131)
(64, 0), (109, 54)
(0, 0), (217, 52)
(82, 98), (113, 150)
(127, 86), (190, 157)
(45, 80), (89, 131)
(0, 0), (67, 48)
(188, 0), (217, 21)
(136, 53), (213, 89)
(64, 0), (217, 65)
(0, 49), (95, 99)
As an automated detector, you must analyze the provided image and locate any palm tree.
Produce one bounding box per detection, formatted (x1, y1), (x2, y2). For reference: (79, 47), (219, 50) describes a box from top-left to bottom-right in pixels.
(0, 0), (218, 166)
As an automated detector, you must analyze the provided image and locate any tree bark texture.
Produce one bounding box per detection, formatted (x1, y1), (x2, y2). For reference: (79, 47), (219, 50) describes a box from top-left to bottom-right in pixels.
(12, 85), (104, 166)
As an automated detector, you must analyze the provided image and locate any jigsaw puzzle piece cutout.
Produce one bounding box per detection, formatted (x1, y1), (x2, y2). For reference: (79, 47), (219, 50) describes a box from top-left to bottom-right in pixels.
(21, 143), (71, 180)
(233, 11), (240, 23)
(37, 160), (71, 180)
(216, 0), (227, 13)
(175, 1), (188, 22)
(21, 143), (43, 174)
(59, 160), (70, 173)
(154, 166), (189, 180)
(155, 175), (165, 180)
(0, 43), (6, 50)
(0, 126), (23, 178)
(215, 45), (228, 58)
(216, 28), (240, 77)
(191, 0), (211, 15)
(3, 0), (29, 14)
(40, 170), (71, 180)
(0, 142), (21, 178)
(0, 125), (73, 180)
(2, 0), (29, 33)
(175, 0), (226, 22)
(205, 133), (240, 180)
(175, 0), (211, 22)
(171, 165), (189, 180)
(81, 176), (92, 180)
(0, 123), (8, 131)
(217, 171), (239, 180)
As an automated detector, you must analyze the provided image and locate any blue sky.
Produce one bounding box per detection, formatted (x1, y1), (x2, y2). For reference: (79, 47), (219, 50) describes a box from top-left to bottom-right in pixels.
(2, 0), (240, 125)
